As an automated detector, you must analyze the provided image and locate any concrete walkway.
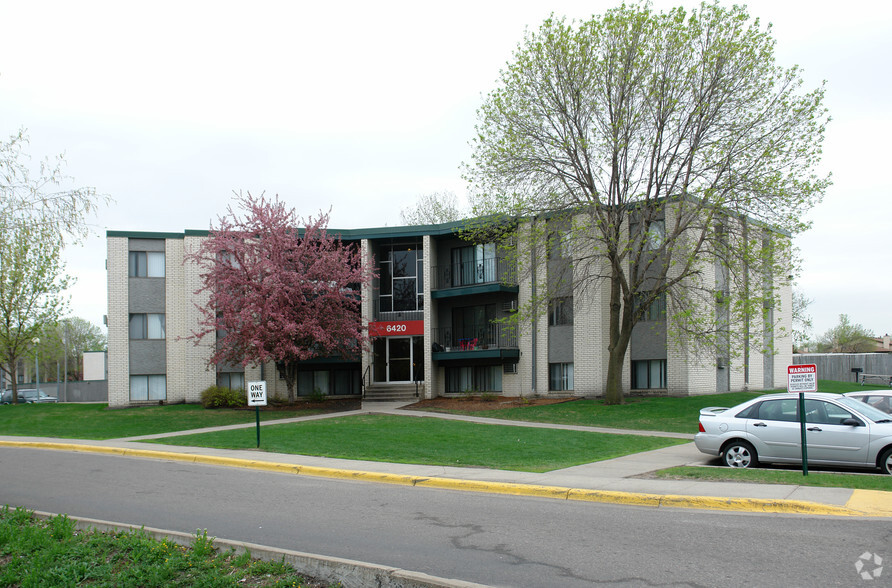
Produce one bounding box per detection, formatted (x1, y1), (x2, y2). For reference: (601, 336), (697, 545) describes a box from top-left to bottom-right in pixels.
(2, 400), (890, 518)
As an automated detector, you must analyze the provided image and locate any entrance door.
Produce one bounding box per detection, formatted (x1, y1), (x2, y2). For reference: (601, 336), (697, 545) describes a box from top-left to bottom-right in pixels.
(388, 337), (412, 382)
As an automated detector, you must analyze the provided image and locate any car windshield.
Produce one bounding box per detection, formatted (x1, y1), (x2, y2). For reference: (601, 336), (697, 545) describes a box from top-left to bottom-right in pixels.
(837, 396), (891, 422)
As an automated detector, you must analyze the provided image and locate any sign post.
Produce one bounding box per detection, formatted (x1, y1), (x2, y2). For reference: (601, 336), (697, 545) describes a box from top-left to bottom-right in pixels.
(247, 381), (267, 448)
(787, 365), (817, 476)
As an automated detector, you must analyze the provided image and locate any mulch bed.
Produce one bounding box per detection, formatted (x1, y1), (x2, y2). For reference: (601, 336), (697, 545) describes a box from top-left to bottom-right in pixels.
(242, 398), (362, 412)
(402, 395), (580, 412)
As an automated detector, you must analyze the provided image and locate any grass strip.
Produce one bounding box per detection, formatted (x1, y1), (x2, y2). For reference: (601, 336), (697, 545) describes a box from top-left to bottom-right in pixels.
(146, 414), (688, 472)
(0, 506), (337, 587)
(654, 466), (892, 491)
(0, 403), (343, 440)
(416, 381), (890, 434)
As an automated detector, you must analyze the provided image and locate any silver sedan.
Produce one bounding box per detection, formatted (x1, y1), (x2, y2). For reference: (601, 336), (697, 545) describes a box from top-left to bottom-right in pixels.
(694, 392), (892, 474)
(844, 390), (892, 415)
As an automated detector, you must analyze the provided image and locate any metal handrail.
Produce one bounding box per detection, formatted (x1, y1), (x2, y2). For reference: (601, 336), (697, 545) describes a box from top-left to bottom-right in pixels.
(361, 364), (371, 398)
(431, 324), (517, 350)
(431, 257), (516, 290)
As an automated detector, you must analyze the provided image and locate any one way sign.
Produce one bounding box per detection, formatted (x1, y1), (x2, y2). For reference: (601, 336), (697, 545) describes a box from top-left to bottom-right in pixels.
(247, 381), (267, 406)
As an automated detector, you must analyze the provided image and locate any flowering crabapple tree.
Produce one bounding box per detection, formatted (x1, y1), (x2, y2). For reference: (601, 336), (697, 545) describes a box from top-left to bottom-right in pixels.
(187, 192), (373, 402)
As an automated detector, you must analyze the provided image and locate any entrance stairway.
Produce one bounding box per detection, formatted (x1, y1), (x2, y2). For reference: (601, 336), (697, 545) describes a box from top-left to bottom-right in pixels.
(363, 383), (423, 402)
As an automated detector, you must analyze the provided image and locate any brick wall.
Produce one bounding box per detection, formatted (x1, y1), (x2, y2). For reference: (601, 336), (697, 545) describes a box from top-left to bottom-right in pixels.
(182, 236), (215, 402)
(106, 237), (129, 407)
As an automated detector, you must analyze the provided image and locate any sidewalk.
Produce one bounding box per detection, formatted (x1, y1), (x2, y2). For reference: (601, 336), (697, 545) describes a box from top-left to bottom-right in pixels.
(2, 401), (890, 517)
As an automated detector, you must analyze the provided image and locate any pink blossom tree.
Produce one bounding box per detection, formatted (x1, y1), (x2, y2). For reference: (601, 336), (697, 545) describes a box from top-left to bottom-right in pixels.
(188, 192), (373, 402)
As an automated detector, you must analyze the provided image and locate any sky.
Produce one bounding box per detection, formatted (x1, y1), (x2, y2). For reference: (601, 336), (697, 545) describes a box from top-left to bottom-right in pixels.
(1, 0), (890, 341)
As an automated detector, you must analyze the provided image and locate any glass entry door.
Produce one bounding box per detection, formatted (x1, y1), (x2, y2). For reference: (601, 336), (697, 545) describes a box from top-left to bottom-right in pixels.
(387, 337), (412, 382)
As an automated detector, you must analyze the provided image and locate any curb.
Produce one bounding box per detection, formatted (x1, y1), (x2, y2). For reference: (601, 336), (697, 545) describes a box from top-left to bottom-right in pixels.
(3, 440), (887, 518)
(28, 510), (489, 588)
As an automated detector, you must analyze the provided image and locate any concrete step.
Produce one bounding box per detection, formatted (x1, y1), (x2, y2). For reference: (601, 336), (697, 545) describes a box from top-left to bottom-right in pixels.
(363, 384), (423, 402)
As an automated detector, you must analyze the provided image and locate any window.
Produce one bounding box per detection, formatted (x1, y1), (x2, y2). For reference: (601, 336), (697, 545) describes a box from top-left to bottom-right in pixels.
(549, 363), (574, 391)
(452, 304), (497, 346)
(548, 297), (573, 326)
(451, 243), (497, 286)
(129, 314), (165, 339)
(754, 398), (798, 422)
(296, 368), (361, 395)
(631, 359), (666, 389)
(445, 365), (502, 393)
(804, 400), (857, 425)
(217, 372), (245, 390)
(547, 230), (570, 260)
(129, 251), (165, 277)
(645, 220), (665, 250)
(634, 292), (666, 321)
(378, 243), (423, 313)
(130, 375), (166, 401)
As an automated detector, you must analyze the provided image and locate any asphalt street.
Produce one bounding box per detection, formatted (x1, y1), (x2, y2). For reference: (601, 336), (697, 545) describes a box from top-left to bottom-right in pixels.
(2, 446), (890, 587)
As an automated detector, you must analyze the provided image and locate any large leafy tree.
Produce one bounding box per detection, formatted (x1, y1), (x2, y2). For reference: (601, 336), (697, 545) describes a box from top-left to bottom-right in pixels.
(815, 314), (874, 354)
(0, 223), (70, 394)
(0, 130), (105, 402)
(399, 191), (465, 225)
(28, 318), (107, 382)
(188, 192), (373, 402)
(464, 3), (829, 403)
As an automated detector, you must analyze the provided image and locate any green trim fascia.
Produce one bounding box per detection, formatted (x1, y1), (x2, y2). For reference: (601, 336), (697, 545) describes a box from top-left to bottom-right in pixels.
(432, 348), (520, 362)
(431, 284), (520, 299)
(297, 357), (361, 366)
(107, 231), (186, 239)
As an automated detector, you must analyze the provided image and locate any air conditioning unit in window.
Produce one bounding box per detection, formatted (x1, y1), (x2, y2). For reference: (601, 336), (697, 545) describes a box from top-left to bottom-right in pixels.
(503, 363), (518, 374)
(502, 300), (518, 312)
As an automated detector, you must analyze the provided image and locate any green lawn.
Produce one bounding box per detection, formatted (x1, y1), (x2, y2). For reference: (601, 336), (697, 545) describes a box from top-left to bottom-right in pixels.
(148, 414), (688, 473)
(655, 466), (892, 491)
(0, 506), (335, 587)
(0, 403), (341, 440)
(414, 380), (890, 433)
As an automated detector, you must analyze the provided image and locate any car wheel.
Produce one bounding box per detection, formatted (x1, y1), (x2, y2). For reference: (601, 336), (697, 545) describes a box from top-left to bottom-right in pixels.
(722, 440), (758, 469)
(879, 447), (892, 475)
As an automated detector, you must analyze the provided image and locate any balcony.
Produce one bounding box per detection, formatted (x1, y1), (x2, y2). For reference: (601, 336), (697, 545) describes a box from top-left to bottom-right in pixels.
(372, 298), (423, 322)
(431, 258), (518, 299)
(431, 323), (519, 361)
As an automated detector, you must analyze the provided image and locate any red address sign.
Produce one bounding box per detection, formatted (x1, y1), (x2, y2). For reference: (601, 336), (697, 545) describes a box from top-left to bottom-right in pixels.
(368, 320), (424, 337)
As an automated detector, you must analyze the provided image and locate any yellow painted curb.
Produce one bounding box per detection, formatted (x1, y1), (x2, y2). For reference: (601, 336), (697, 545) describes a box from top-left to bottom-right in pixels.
(415, 478), (571, 499)
(568, 488), (662, 507)
(845, 490), (892, 517)
(2, 440), (886, 517)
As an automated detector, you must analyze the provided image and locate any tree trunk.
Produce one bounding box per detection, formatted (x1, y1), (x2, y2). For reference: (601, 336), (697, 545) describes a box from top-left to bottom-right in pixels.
(604, 272), (632, 405)
(278, 362), (298, 403)
(3, 359), (19, 405)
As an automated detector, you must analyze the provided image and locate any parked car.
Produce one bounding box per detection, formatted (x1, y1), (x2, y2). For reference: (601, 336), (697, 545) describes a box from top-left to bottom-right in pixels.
(0, 388), (58, 404)
(844, 391), (892, 415)
(694, 392), (892, 474)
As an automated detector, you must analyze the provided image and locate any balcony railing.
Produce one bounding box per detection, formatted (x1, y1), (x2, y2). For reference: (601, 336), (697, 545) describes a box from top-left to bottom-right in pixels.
(431, 257), (516, 290)
(431, 323), (517, 351)
(372, 298), (424, 322)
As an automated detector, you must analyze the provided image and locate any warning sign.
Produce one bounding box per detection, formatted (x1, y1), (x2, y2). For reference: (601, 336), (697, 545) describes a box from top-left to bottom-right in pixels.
(787, 365), (817, 393)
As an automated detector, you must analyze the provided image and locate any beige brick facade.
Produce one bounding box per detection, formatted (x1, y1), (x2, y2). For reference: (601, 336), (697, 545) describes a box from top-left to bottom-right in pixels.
(106, 237), (130, 406)
(108, 216), (792, 407)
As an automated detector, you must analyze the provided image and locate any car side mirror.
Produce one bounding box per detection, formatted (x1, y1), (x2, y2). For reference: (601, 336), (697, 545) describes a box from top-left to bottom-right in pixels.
(841, 418), (863, 427)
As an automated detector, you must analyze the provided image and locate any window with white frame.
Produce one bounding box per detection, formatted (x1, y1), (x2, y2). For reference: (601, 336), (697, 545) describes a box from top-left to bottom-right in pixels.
(634, 292), (666, 322)
(445, 365), (503, 394)
(217, 372), (245, 390)
(548, 297), (573, 326)
(129, 314), (165, 339)
(130, 374), (166, 401)
(631, 359), (666, 389)
(549, 363), (574, 391)
(129, 251), (165, 277)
